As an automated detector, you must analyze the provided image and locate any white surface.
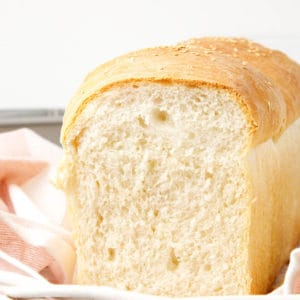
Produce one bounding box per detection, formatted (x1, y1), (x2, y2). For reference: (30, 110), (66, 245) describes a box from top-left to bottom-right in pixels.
(0, 0), (299, 109)
(3, 284), (300, 300)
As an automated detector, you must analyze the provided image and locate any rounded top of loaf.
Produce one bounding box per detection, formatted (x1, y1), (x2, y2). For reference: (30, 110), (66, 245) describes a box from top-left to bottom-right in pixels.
(61, 37), (300, 147)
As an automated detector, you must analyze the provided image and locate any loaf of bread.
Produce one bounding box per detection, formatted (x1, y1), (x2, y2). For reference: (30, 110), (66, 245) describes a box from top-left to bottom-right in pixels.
(58, 37), (300, 296)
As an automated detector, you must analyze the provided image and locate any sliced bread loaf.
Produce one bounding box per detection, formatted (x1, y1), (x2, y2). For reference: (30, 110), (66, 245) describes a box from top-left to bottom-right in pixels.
(58, 38), (300, 296)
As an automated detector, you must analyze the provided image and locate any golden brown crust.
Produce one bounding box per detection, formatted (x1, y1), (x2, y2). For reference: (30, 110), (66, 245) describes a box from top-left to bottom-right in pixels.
(61, 38), (300, 147)
(181, 38), (300, 137)
(246, 117), (300, 294)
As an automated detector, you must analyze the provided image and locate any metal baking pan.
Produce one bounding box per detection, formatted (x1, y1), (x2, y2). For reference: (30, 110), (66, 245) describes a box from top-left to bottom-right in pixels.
(0, 109), (64, 145)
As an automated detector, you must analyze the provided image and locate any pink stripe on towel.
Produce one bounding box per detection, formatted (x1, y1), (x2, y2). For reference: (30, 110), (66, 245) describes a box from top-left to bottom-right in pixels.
(0, 129), (75, 286)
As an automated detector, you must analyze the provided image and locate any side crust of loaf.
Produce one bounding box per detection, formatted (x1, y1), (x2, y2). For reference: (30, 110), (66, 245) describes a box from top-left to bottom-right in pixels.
(246, 116), (300, 293)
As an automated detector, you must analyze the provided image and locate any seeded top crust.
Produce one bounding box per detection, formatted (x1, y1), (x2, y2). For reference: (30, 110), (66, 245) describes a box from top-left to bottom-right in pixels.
(61, 37), (300, 147)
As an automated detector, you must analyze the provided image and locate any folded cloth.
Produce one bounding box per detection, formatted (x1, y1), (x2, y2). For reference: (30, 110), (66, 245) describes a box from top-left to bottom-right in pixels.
(0, 128), (75, 285)
(283, 249), (300, 294)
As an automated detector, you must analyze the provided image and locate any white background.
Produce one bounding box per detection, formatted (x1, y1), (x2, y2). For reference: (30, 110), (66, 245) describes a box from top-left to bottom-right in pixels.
(0, 0), (299, 109)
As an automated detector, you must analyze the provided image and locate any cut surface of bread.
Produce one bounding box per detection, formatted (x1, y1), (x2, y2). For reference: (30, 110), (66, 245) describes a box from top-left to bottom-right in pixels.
(58, 38), (300, 296)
